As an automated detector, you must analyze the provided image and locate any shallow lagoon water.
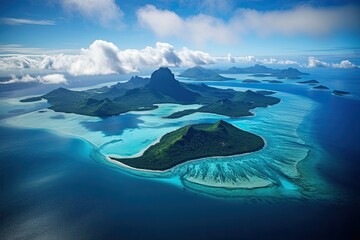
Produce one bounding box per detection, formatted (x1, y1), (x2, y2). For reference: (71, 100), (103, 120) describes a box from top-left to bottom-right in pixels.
(2, 84), (337, 200)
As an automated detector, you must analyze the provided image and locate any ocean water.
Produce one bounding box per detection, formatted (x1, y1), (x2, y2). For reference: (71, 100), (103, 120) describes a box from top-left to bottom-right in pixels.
(0, 68), (359, 239)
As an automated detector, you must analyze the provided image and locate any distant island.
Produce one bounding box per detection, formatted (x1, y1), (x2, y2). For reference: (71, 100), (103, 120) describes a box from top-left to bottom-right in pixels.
(262, 80), (283, 83)
(110, 120), (264, 170)
(242, 79), (261, 83)
(216, 64), (309, 79)
(255, 90), (276, 95)
(313, 85), (329, 90)
(179, 66), (235, 81)
(332, 90), (350, 96)
(21, 67), (280, 118)
(298, 80), (319, 85)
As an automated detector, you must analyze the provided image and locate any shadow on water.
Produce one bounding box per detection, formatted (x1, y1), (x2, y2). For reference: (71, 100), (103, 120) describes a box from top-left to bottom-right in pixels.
(80, 113), (144, 136)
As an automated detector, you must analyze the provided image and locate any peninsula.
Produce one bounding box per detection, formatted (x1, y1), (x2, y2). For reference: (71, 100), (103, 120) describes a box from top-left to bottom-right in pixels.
(110, 120), (264, 170)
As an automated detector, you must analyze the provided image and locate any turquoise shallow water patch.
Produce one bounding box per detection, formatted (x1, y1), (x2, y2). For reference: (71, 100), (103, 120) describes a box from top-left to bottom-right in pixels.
(1, 89), (339, 200)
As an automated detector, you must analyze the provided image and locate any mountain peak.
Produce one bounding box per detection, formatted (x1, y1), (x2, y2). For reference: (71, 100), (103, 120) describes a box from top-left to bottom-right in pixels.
(148, 67), (198, 102)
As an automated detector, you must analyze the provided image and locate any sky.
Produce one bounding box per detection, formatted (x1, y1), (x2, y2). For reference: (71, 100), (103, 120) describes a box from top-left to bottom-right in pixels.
(0, 0), (359, 82)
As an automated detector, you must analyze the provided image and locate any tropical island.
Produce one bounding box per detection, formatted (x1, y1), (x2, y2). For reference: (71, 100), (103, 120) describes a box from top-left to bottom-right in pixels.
(21, 67), (280, 118)
(332, 90), (350, 96)
(179, 66), (235, 81)
(110, 120), (264, 170)
(215, 64), (309, 79)
(313, 85), (329, 90)
(298, 80), (319, 85)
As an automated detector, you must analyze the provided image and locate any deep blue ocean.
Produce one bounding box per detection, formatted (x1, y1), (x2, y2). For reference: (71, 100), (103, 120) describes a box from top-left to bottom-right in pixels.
(1, 68), (359, 240)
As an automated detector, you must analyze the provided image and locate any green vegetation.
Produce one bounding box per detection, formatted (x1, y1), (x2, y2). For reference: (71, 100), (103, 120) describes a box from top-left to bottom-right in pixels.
(166, 89), (280, 119)
(298, 80), (319, 84)
(256, 90), (276, 95)
(37, 67), (280, 118)
(179, 66), (234, 81)
(20, 96), (43, 102)
(242, 79), (261, 83)
(111, 120), (264, 170)
(216, 64), (309, 79)
(313, 85), (329, 90)
(332, 90), (350, 96)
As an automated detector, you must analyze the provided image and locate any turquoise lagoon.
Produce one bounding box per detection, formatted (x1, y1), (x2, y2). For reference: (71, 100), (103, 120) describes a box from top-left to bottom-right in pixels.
(1, 84), (339, 200)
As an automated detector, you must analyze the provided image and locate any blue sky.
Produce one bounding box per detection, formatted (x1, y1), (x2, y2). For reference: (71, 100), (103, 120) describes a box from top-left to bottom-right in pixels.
(0, 0), (359, 80)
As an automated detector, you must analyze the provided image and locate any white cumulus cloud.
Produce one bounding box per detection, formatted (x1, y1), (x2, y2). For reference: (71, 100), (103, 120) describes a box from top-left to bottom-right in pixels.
(137, 5), (360, 45)
(221, 55), (299, 65)
(332, 60), (358, 69)
(307, 57), (330, 67)
(0, 40), (216, 75)
(59, 0), (123, 27)
(0, 74), (67, 84)
(137, 5), (236, 45)
(307, 57), (358, 68)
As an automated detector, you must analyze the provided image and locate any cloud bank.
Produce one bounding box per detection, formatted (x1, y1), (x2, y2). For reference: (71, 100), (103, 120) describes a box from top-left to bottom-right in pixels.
(0, 18), (55, 25)
(225, 54), (299, 65)
(137, 5), (360, 45)
(0, 40), (215, 76)
(307, 57), (358, 68)
(0, 74), (67, 84)
(59, 0), (123, 27)
(0, 41), (357, 79)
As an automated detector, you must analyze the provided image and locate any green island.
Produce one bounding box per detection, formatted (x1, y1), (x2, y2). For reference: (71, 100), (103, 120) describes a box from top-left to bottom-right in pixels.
(179, 66), (235, 81)
(298, 80), (319, 85)
(242, 79), (261, 83)
(215, 64), (309, 79)
(332, 90), (350, 96)
(313, 85), (329, 90)
(19, 96), (43, 102)
(110, 120), (264, 170)
(21, 67), (280, 118)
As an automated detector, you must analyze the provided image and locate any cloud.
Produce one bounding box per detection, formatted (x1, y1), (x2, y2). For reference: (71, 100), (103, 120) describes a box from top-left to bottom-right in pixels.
(332, 60), (358, 68)
(307, 57), (330, 67)
(59, 0), (123, 27)
(0, 17), (55, 25)
(0, 40), (216, 75)
(232, 5), (360, 37)
(307, 57), (358, 68)
(137, 5), (236, 45)
(0, 74), (67, 84)
(137, 5), (360, 45)
(222, 55), (299, 65)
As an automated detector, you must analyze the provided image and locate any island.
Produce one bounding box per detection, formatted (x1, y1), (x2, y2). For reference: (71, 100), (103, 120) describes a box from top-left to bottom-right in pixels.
(20, 96), (43, 102)
(313, 85), (329, 90)
(179, 66), (234, 81)
(332, 90), (350, 96)
(21, 67), (280, 118)
(256, 90), (276, 95)
(298, 80), (319, 85)
(110, 120), (264, 170)
(217, 64), (279, 74)
(215, 64), (309, 79)
(262, 80), (283, 83)
(242, 79), (261, 83)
